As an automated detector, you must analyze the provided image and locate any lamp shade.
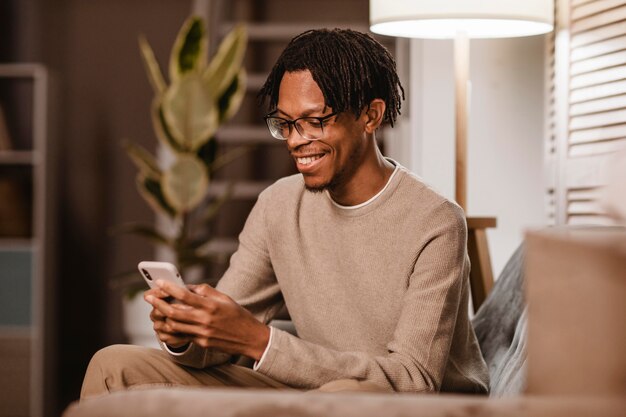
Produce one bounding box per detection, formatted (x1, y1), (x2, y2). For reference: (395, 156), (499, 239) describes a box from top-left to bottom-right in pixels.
(370, 0), (554, 39)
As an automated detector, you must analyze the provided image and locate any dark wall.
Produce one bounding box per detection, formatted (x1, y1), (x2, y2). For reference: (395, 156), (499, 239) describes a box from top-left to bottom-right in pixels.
(4, 0), (193, 412)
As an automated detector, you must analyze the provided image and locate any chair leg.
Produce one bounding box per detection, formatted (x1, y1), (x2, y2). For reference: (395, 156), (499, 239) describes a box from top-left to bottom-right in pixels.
(467, 218), (496, 312)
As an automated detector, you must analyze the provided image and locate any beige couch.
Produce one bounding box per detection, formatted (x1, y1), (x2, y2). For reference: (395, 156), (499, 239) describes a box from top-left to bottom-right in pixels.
(63, 227), (626, 417)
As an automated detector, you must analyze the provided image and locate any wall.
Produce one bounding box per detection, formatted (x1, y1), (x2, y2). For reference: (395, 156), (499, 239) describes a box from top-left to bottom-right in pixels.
(27, 0), (192, 411)
(390, 36), (547, 277)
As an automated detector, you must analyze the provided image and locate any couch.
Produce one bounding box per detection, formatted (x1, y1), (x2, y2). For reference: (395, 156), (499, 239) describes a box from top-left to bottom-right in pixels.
(63, 227), (626, 417)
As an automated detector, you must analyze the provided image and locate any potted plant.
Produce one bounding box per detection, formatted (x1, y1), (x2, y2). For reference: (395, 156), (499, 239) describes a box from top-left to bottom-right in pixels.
(114, 16), (248, 346)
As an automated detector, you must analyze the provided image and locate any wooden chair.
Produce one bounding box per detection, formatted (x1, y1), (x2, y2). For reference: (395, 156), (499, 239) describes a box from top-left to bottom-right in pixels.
(467, 217), (497, 312)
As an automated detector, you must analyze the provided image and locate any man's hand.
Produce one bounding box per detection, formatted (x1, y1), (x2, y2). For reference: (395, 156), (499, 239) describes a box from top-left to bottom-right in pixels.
(144, 287), (193, 349)
(145, 281), (270, 361)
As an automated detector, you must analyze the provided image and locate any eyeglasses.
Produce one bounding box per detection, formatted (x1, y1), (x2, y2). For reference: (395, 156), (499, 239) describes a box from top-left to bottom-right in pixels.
(264, 112), (338, 141)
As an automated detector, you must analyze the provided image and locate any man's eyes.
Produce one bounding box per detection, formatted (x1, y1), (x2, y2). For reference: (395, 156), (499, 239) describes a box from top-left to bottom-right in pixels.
(275, 120), (290, 128)
(301, 119), (323, 128)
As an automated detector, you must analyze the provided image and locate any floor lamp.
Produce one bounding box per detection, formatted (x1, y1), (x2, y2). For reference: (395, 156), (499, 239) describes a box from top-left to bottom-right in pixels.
(370, 0), (553, 310)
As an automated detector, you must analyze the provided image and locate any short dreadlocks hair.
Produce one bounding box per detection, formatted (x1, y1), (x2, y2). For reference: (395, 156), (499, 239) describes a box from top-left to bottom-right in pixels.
(258, 28), (405, 127)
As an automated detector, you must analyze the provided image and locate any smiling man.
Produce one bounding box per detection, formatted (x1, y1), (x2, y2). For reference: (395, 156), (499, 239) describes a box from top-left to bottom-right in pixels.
(265, 71), (392, 204)
(81, 28), (489, 397)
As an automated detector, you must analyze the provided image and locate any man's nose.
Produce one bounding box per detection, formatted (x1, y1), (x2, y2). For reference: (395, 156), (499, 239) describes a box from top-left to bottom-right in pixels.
(286, 127), (310, 150)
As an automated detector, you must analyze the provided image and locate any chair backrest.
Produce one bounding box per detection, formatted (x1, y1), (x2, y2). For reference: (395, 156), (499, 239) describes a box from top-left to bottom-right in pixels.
(471, 244), (527, 397)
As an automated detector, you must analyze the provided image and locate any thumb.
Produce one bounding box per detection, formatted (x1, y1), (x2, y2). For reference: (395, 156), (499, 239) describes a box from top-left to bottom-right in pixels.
(189, 283), (219, 297)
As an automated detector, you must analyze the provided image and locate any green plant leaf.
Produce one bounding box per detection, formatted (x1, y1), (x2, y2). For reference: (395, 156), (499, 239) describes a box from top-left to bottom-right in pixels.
(138, 35), (166, 94)
(169, 16), (207, 82)
(123, 140), (161, 179)
(151, 99), (184, 152)
(209, 145), (251, 174)
(218, 68), (247, 123)
(162, 73), (219, 150)
(137, 174), (176, 217)
(203, 24), (247, 98)
(161, 153), (209, 213)
(109, 222), (171, 245)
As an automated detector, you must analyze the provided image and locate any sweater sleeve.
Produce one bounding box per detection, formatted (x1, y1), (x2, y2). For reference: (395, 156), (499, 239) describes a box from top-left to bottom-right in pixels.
(255, 201), (469, 392)
(163, 189), (285, 368)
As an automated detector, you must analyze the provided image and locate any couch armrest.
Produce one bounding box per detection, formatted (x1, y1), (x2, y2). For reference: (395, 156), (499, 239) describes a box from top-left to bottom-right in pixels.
(63, 388), (625, 417)
(525, 227), (626, 396)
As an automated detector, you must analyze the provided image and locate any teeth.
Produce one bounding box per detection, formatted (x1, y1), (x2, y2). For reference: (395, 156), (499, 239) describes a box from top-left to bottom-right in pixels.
(297, 155), (322, 165)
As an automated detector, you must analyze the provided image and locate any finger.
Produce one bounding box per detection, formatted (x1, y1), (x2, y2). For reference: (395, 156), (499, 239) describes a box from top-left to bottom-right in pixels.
(152, 318), (169, 333)
(146, 295), (193, 320)
(170, 302), (193, 311)
(156, 280), (206, 308)
(145, 287), (169, 298)
(144, 287), (170, 300)
(162, 315), (252, 347)
(189, 283), (221, 298)
(189, 284), (232, 306)
(153, 316), (191, 338)
(156, 330), (192, 346)
(150, 306), (171, 322)
(146, 294), (177, 317)
(162, 320), (213, 340)
(155, 320), (197, 349)
(148, 295), (202, 325)
(164, 304), (207, 326)
(150, 308), (164, 321)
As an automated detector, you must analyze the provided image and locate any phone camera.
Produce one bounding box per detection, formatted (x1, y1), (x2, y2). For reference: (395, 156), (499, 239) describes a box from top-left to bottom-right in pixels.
(141, 268), (152, 281)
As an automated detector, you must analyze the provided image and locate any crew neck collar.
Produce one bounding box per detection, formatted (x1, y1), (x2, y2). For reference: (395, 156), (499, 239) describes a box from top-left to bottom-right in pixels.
(325, 158), (402, 213)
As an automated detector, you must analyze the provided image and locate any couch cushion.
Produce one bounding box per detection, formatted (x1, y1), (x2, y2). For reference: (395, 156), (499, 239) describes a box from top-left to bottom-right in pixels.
(471, 244), (526, 397)
(525, 227), (626, 396)
(63, 388), (626, 417)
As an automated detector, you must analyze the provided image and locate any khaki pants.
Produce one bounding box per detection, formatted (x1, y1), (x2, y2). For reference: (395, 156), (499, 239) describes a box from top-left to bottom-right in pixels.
(81, 344), (385, 399)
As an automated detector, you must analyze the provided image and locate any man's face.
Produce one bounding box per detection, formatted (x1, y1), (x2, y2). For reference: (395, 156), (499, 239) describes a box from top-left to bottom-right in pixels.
(276, 70), (368, 193)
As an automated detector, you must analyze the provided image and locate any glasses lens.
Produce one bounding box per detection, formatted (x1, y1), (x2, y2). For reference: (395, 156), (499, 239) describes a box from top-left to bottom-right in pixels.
(295, 118), (324, 140)
(266, 117), (289, 140)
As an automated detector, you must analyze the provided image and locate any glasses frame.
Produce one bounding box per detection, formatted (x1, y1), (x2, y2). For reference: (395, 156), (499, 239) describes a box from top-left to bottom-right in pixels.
(264, 112), (338, 141)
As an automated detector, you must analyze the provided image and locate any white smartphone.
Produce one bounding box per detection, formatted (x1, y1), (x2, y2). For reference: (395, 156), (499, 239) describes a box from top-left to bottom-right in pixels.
(138, 261), (187, 291)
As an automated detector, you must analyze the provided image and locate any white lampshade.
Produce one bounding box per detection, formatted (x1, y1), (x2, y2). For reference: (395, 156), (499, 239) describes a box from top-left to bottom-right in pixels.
(370, 0), (554, 39)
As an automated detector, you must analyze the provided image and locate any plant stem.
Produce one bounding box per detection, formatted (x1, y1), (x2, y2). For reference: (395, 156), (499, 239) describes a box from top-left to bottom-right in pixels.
(178, 212), (191, 276)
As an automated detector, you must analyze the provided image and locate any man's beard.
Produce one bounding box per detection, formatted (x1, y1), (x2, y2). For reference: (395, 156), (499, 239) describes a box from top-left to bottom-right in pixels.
(303, 144), (364, 194)
(304, 173), (341, 194)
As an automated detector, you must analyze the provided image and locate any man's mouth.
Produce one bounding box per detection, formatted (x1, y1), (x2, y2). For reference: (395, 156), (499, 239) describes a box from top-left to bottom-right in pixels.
(296, 154), (324, 165)
(293, 153), (326, 172)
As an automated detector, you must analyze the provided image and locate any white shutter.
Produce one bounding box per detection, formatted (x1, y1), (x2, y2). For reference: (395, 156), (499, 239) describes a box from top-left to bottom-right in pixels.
(550, 0), (626, 225)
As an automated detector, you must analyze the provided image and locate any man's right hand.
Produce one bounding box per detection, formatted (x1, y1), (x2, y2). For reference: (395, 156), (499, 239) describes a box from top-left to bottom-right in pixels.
(144, 287), (193, 349)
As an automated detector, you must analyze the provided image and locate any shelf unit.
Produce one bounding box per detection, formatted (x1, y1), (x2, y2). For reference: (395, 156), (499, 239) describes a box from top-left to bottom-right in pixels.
(0, 63), (54, 417)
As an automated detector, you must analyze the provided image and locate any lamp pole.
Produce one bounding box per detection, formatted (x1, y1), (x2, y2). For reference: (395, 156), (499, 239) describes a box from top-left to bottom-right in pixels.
(454, 32), (469, 210)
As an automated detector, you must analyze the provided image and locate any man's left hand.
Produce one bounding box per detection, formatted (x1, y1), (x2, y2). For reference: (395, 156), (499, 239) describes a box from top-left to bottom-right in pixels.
(145, 281), (270, 361)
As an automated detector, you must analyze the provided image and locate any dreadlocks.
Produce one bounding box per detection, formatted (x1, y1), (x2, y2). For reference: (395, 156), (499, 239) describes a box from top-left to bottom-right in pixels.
(258, 28), (405, 127)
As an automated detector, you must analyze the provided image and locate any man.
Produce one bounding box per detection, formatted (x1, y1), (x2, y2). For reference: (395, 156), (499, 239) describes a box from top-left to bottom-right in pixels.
(81, 28), (489, 397)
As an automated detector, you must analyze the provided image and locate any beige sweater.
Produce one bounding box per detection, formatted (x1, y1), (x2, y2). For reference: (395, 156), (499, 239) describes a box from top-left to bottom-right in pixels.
(166, 165), (489, 393)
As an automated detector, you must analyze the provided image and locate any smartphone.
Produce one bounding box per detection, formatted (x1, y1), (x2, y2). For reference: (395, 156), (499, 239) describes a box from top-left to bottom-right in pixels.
(138, 261), (187, 293)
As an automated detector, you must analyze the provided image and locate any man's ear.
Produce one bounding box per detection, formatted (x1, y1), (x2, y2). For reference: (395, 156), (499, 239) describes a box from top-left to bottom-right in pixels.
(364, 99), (386, 133)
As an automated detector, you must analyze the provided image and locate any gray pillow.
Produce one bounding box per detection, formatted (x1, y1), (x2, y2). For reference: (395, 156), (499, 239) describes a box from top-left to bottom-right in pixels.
(471, 244), (527, 397)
